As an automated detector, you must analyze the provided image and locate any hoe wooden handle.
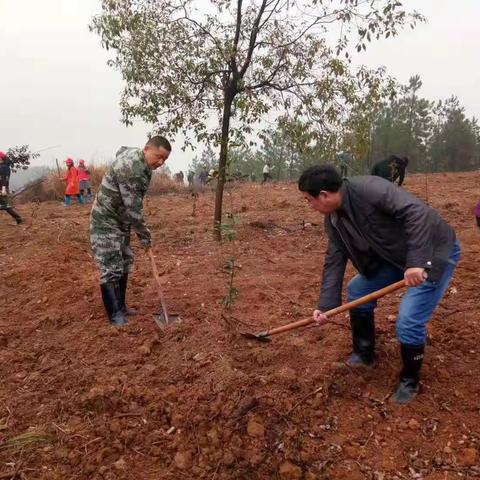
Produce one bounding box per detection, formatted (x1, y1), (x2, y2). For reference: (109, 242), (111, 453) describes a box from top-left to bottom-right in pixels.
(148, 248), (170, 323)
(262, 280), (406, 337)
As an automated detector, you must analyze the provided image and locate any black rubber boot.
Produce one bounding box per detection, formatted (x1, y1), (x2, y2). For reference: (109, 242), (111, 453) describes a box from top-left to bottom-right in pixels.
(346, 310), (375, 367)
(119, 274), (138, 316)
(100, 282), (128, 326)
(6, 207), (22, 224)
(391, 344), (424, 404)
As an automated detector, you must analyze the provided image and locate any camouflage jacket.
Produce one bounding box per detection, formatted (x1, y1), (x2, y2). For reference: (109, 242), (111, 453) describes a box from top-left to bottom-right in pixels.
(91, 147), (152, 246)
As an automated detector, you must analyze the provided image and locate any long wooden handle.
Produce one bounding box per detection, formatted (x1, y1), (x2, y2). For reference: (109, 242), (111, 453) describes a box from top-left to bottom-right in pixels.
(148, 249), (170, 323)
(262, 280), (406, 337)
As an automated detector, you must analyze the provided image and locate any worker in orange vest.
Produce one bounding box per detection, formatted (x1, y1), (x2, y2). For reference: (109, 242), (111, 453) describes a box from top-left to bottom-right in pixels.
(63, 158), (84, 206)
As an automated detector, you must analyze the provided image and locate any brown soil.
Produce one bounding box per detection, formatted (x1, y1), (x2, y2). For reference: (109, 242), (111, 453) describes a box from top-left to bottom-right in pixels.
(1, 172), (479, 479)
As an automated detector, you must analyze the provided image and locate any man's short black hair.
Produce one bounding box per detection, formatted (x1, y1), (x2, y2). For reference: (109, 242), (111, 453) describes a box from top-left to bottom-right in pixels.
(298, 165), (343, 197)
(146, 135), (172, 151)
(389, 154), (408, 166)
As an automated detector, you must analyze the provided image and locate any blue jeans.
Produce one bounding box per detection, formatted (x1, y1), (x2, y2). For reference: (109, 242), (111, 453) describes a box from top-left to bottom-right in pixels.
(346, 241), (461, 345)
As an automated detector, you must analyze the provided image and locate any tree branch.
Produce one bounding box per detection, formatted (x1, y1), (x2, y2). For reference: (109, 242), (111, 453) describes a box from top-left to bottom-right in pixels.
(239, 0), (269, 77)
(176, 5), (226, 58)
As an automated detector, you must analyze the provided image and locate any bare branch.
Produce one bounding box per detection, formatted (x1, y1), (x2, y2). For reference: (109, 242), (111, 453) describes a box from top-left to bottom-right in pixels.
(231, 0), (243, 77)
(239, 0), (269, 78)
(176, 5), (226, 59)
(257, 0), (283, 32)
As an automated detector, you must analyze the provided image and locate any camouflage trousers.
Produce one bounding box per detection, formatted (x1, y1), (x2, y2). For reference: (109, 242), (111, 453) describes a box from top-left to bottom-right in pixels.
(90, 227), (134, 284)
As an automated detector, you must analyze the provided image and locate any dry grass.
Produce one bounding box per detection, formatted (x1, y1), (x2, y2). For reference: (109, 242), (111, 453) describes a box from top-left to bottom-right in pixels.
(0, 431), (55, 452)
(16, 166), (188, 203)
(149, 171), (186, 195)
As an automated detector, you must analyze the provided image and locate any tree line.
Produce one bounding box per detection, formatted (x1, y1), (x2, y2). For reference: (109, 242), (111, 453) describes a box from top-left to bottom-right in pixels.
(189, 74), (480, 181)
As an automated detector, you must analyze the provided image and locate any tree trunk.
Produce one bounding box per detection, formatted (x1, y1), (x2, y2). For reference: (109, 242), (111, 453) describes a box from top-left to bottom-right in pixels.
(213, 88), (235, 241)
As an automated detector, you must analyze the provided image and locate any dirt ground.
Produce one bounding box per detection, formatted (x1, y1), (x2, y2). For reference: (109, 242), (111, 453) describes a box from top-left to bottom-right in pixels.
(1, 172), (479, 479)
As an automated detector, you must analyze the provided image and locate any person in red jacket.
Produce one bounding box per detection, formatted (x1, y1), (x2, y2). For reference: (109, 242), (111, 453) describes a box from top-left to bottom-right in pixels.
(63, 158), (84, 206)
(77, 159), (93, 202)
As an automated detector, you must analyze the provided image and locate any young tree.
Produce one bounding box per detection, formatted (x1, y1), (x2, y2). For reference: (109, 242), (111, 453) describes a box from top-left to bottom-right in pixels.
(92, 0), (423, 239)
(368, 76), (433, 172)
(339, 72), (398, 173)
(5, 145), (39, 173)
(429, 96), (479, 172)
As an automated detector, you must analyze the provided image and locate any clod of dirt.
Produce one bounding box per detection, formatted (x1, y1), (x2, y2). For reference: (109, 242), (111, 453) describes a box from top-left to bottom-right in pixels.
(249, 220), (275, 229)
(247, 418), (265, 438)
(458, 447), (478, 466)
(206, 428), (220, 446)
(279, 461), (302, 479)
(174, 451), (193, 470)
(109, 419), (122, 433)
(163, 385), (178, 401)
(138, 345), (151, 356)
(82, 385), (117, 413)
(343, 445), (359, 458)
(406, 419), (420, 430)
(276, 366), (297, 382)
(329, 462), (365, 480)
(233, 396), (259, 418)
(222, 451), (235, 467)
(170, 413), (183, 427)
(113, 457), (127, 471)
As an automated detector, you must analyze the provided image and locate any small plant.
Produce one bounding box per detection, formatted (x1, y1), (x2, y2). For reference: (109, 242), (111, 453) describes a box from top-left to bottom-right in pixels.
(190, 191), (199, 217)
(220, 256), (238, 309)
(219, 192), (239, 308)
(219, 213), (237, 242)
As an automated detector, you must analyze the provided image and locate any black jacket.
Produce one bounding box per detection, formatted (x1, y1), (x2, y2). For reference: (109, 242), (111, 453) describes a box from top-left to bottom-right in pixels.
(371, 155), (407, 186)
(318, 176), (456, 311)
(0, 163), (10, 189)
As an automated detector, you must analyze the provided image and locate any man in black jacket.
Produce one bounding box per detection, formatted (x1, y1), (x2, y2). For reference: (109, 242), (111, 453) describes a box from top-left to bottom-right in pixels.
(371, 155), (408, 186)
(0, 152), (22, 224)
(298, 165), (460, 404)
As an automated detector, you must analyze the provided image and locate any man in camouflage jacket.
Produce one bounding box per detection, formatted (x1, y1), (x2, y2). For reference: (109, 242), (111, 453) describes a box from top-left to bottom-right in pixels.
(90, 136), (171, 326)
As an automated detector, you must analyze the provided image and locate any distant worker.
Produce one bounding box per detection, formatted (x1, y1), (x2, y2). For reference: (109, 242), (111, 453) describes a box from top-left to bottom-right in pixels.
(187, 170), (194, 187)
(77, 159), (92, 202)
(207, 169), (218, 183)
(474, 199), (480, 230)
(371, 155), (409, 186)
(336, 152), (349, 177)
(199, 169), (208, 185)
(174, 171), (184, 184)
(0, 152), (22, 224)
(63, 158), (84, 206)
(0, 151), (11, 187)
(261, 162), (272, 184)
(90, 136), (171, 326)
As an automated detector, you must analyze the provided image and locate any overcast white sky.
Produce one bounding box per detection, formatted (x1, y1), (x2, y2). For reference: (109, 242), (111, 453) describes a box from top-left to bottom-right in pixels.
(1, 0), (479, 172)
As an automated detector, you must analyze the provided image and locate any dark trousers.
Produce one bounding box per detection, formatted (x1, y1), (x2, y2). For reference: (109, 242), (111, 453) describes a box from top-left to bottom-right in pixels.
(0, 196), (22, 223)
(261, 173), (272, 184)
